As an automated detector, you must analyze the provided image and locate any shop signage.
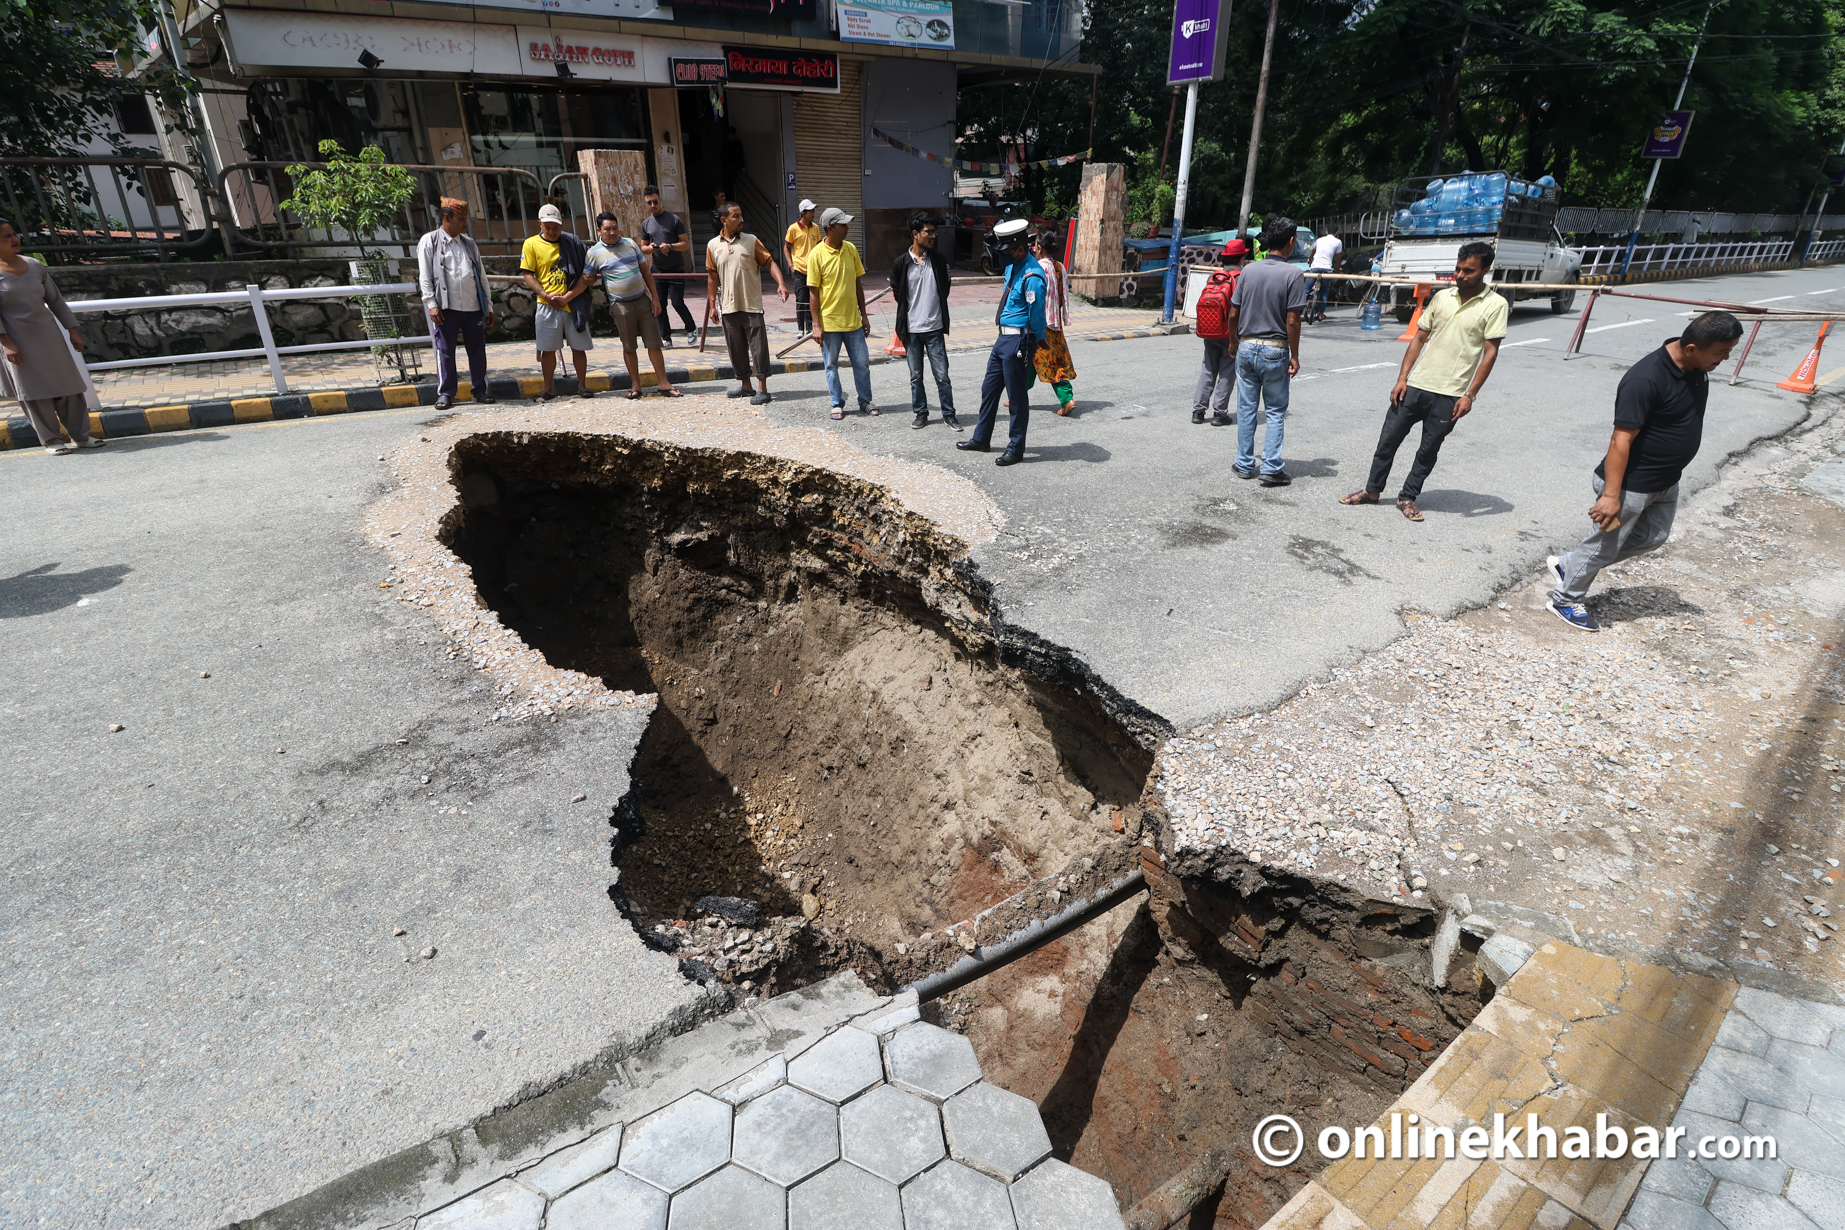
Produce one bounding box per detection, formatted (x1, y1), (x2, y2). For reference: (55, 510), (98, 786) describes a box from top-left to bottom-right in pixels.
(1167, 0), (1230, 85)
(428, 0), (668, 20)
(670, 57), (728, 85)
(529, 36), (636, 69)
(838, 0), (953, 49)
(222, 10), (522, 75)
(720, 46), (838, 91)
(1641, 110), (1695, 160)
(674, 0), (814, 18)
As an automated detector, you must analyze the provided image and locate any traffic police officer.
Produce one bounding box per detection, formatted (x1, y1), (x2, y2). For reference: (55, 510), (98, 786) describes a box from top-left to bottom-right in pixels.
(957, 218), (1046, 466)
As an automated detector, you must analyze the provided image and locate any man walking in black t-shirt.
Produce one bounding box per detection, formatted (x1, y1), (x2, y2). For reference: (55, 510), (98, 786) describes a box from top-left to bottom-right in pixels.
(1547, 311), (1743, 631)
(641, 186), (698, 346)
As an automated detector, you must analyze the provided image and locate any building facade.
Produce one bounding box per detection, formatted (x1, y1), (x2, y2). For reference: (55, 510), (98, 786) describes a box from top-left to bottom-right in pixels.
(157, 0), (1089, 267)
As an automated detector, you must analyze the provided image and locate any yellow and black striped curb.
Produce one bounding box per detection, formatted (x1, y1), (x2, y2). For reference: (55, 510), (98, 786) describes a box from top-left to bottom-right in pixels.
(1, 355), (834, 451)
(1, 325), (1175, 451)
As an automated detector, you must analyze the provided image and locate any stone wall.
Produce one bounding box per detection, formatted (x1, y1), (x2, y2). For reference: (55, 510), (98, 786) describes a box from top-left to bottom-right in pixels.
(49, 257), (562, 364)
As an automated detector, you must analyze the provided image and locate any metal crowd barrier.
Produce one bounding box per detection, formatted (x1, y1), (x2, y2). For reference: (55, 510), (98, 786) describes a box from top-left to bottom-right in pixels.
(67, 282), (432, 397)
(0, 156), (219, 259)
(214, 162), (546, 259)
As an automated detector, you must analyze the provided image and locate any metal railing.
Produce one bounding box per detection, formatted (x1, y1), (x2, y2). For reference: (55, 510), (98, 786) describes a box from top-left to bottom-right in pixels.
(0, 157), (219, 259)
(1572, 238), (1845, 277)
(1555, 207), (1845, 237)
(215, 162), (546, 259)
(68, 281), (432, 396)
(545, 172), (596, 242)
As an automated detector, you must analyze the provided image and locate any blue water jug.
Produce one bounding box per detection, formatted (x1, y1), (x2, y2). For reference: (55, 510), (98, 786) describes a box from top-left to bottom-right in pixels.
(1361, 301), (1383, 330)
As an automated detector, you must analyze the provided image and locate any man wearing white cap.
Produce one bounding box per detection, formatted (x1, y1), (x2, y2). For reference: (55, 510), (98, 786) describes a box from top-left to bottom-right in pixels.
(956, 218), (1044, 465)
(783, 199), (820, 336)
(808, 207), (874, 418)
(520, 204), (595, 400)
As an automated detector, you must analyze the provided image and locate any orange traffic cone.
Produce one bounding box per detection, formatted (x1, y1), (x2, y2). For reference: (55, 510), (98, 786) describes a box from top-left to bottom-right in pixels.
(1777, 322), (1830, 393)
(1397, 284), (1430, 342)
(884, 330), (906, 357)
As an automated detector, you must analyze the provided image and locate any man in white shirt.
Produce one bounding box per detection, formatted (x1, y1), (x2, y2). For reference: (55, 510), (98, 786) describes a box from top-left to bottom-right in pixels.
(416, 197), (496, 410)
(1305, 227), (1344, 324)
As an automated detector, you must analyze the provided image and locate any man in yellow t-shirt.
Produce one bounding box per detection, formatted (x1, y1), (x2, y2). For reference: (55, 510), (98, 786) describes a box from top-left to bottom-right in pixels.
(782, 198), (820, 334)
(807, 207), (872, 419)
(1340, 240), (1507, 521)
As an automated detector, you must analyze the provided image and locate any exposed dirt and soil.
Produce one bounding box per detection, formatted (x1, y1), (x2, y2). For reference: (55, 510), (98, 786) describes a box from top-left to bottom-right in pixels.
(444, 433), (1161, 985)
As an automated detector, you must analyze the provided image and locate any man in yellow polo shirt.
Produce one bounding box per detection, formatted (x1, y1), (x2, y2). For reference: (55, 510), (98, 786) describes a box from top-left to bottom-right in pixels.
(782, 198), (820, 335)
(1340, 241), (1507, 521)
(807, 207), (873, 418)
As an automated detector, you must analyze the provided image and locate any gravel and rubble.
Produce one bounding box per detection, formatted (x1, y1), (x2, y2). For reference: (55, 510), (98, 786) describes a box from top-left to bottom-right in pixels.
(1154, 405), (1845, 991)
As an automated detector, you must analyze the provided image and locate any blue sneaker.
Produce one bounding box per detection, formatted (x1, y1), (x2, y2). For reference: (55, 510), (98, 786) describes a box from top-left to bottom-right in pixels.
(1546, 554), (1566, 589)
(1548, 599), (1600, 632)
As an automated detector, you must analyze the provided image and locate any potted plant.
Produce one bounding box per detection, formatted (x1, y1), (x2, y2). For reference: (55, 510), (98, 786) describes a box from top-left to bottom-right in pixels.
(282, 140), (421, 384)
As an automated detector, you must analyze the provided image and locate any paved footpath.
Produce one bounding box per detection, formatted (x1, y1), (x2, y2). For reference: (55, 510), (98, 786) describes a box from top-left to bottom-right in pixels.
(1266, 930), (1845, 1230)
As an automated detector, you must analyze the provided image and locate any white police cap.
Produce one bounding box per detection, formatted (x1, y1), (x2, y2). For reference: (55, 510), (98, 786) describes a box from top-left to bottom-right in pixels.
(992, 218), (1031, 240)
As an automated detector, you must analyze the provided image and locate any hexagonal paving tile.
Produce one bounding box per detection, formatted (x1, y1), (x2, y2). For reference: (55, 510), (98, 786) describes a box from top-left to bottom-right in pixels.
(902, 1160), (1018, 1230)
(619, 1091), (733, 1193)
(787, 1161), (904, 1230)
(418, 1178), (546, 1230)
(886, 1023), (984, 1100)
(732, 1084), (839, 1186)
(668, 1163), (785, 1230)
(715, 1054), (786, 1106)
(548, 1166), (670, 1230)
(1010, 1158), (1127, 1230)
(943, 1081), (1053, 1182)
(520, 1125), (624, 1199)
(787, 1025), (884, 1104)
(839, 1084), (946, 1183)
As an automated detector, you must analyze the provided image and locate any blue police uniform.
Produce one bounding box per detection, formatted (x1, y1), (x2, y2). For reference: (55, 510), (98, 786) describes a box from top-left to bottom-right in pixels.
(969, 254), (1047, 457)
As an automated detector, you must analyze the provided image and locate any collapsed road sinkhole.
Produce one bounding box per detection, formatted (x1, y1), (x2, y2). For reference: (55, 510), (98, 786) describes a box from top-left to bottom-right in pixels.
(443, 432), (1489, 1226)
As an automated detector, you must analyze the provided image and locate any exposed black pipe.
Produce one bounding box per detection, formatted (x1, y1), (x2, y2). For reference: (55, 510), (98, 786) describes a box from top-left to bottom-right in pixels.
(904, 869), (1148, 1003)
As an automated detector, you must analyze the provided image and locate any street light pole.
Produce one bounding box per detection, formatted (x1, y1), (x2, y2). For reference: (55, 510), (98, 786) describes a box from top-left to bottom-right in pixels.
(1799, 134), (1845, 264)
(1161, 81), (1199, 323)
(1619, 1), (1712, 275)
(1237, 0), (1282, 238)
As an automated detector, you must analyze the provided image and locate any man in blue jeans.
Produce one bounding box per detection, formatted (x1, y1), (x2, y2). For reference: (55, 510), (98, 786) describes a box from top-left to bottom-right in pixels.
(956, 219), (1045, 466)
(1227, 217), (1307, 486)
(891, 212), (958, 430)
(808, 207), (875, 418)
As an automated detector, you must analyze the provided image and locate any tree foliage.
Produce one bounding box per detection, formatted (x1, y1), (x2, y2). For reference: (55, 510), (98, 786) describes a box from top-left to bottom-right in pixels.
(281, 140), (418, 260)
(0, 0), (194, 158)
(958, 0), (1845, 231)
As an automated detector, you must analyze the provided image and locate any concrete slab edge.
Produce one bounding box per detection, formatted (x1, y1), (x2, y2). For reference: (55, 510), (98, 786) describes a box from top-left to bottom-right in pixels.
(220, 973), (888, 1230)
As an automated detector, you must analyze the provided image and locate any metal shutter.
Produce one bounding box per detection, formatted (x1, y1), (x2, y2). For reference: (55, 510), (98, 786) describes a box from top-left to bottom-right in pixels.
(794, 59), (864, 253)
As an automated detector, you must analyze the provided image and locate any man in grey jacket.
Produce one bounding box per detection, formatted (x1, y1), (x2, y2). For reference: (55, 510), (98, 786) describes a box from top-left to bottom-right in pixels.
(417, 197), (497, 409)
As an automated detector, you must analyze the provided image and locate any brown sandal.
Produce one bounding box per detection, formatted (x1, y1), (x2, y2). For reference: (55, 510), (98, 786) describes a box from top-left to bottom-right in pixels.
(1397, 499), (1424, 521)
(1339, 491), (1380, 506)
(656, 385), (683, 397)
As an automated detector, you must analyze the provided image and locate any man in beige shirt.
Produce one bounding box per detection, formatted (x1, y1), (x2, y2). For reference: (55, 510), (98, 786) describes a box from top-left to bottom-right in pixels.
(706, 202), (789, 405)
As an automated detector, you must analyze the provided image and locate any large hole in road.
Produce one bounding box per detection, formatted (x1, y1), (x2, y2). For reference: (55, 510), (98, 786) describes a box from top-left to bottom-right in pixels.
(443, 432), (1484, 1226)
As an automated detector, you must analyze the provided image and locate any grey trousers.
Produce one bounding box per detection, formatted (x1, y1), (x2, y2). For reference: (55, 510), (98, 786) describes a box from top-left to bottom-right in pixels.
(23, 393), (91, 447)
(1548, 476), (1679, 604)
(1195, 339), (1234, 418)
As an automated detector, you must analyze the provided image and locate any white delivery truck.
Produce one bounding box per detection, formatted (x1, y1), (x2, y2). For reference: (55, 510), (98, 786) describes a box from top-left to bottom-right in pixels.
(1375, 171), (1583, 321)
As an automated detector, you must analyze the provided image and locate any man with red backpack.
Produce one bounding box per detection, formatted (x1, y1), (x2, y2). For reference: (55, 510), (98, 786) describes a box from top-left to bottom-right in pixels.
(1192, 239), (1250, 424)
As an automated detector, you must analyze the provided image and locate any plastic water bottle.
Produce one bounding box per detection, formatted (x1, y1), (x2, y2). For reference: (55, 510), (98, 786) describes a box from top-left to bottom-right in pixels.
(1361, 301), (1383, 330)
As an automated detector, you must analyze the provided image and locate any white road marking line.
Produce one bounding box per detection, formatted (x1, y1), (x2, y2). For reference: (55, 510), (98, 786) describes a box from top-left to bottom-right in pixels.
(1585, 318), (1656, 333)
(1749, 295), (1795, 303)
(1806, 288), (1838, 295)
(1329, 362), (1397, 373)
(1504, 338), (1550, 346)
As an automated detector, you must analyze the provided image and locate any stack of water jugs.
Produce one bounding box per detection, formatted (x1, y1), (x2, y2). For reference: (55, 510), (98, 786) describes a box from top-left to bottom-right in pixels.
(1393, 172), (1557, 236)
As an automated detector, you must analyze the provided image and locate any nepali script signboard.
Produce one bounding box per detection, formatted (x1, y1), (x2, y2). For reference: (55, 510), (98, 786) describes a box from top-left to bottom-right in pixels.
(1641, 110), (1695, 160)
(720, 46), (839, 92)
(839, 0), (954, 50)
(1167, 0), (1230, 85)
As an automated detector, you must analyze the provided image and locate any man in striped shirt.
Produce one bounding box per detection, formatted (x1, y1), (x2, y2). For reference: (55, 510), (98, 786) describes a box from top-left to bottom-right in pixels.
(586, 211), (678, 399)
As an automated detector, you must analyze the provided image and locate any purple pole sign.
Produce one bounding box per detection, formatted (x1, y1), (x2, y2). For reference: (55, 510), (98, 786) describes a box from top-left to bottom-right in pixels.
(1641, 110), (1695, 159)
(1168, 0), (1231, 86)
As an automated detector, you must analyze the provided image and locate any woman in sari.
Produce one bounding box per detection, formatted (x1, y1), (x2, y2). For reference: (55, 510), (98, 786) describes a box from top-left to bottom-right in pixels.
(1031, 231), (1076, 414)
(0, 218), (96, 453)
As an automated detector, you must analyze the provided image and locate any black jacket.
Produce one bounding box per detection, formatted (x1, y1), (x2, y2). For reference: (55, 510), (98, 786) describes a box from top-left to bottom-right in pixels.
(890, 247), (952, 342)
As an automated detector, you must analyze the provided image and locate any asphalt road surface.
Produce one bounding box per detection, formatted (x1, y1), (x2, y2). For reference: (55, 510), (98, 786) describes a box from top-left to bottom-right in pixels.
(0, 263), (1836, 1227)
